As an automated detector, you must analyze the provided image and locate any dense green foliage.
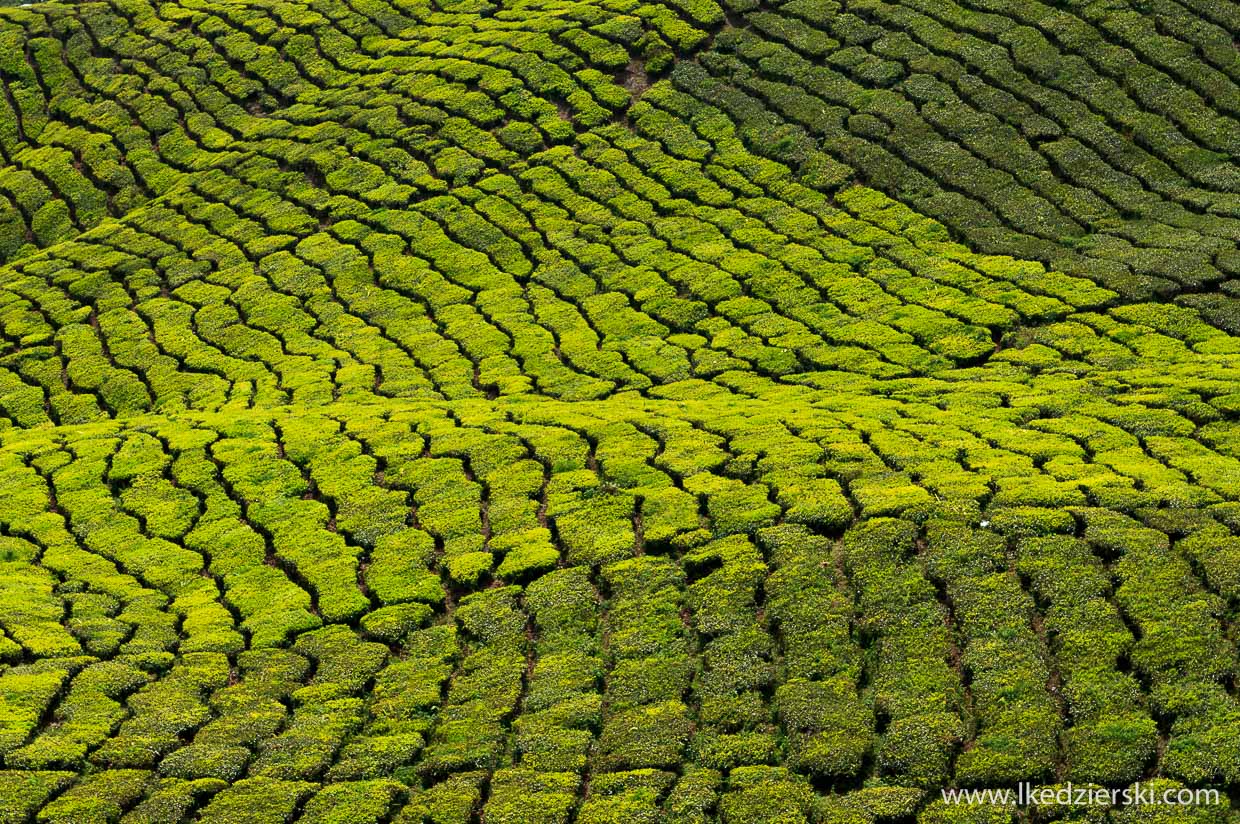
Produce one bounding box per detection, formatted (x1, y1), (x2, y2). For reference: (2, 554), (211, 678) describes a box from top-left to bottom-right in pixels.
(0, 0), (1236, 820)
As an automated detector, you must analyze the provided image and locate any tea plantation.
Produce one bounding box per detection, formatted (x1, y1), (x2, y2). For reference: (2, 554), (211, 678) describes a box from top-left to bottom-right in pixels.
(0, 0), (1237, 821)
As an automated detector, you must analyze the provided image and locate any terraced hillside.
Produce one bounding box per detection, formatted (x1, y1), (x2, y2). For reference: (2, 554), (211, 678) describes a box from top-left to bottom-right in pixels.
(0, 0), (1237, 821)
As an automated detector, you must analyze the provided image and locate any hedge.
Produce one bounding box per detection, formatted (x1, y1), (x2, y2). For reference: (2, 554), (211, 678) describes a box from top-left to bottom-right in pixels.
(0, 0), (1233, 817)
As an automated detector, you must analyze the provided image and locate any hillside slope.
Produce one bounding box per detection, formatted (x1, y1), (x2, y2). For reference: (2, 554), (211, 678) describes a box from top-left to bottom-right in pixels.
(0, 0), (1238, 821)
